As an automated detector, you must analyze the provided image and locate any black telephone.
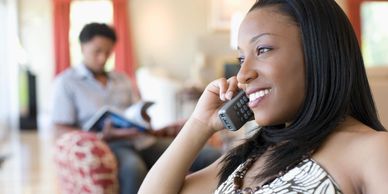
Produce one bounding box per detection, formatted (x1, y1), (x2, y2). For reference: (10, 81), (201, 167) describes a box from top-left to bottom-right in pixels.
(218, 90), (254, 131)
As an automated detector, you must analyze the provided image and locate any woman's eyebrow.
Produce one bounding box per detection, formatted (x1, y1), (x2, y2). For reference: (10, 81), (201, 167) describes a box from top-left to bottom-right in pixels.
(237, 33), (275, 50)
(250, 33), (274, 44)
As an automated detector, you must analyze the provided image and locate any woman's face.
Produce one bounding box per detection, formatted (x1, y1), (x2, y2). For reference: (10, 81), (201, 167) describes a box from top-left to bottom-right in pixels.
(237, 7), (305, 126)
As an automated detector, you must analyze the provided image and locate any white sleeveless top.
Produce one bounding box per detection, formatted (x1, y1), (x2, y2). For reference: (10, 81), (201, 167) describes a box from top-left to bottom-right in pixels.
(215, 158), (343, 194)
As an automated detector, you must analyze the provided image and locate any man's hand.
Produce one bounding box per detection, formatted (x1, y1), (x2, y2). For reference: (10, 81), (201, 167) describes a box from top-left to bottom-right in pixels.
(100, 119), (142, 141)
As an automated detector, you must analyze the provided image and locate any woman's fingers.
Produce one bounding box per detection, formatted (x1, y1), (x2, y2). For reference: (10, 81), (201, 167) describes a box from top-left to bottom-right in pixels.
(211, 76), (239, 101)
(192, 76), (241, 130)
(225, 77), (239, 100)
(217, 78), (228, 101)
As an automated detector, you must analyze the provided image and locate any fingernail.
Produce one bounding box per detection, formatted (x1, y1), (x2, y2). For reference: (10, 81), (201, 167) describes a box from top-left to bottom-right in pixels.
(220, 93), (225, 101)
(225, 91), (233, 100)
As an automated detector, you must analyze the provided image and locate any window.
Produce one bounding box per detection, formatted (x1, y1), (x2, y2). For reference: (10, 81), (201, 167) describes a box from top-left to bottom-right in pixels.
(69, 0), (114, 70)
(361, 2), (388, 67)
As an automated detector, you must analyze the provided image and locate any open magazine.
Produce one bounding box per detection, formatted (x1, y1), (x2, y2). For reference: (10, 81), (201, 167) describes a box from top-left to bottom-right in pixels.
(82, 101), (154, 133)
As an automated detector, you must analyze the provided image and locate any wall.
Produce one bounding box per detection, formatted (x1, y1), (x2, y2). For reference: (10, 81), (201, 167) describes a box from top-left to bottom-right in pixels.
(367, 68), (388, 128)
(129, 0), (232, 82)
(127, 0), (254, 127)
(0, 0), (7, 132)
(19, 0), (54, 134)
(0, 0), (20, 136)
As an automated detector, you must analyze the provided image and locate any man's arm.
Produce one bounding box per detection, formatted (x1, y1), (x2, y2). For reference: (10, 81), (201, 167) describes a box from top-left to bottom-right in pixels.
(51, 75), (80, 138)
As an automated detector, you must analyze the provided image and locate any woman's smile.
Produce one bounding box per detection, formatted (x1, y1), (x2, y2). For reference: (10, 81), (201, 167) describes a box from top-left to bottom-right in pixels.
(247, 88), (272, 108)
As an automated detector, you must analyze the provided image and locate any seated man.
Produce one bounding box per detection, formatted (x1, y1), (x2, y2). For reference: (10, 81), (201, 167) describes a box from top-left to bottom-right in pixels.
(51, 22), (221, 194)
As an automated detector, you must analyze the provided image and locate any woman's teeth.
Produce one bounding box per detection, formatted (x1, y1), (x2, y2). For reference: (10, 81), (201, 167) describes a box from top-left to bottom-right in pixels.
(249, 89), (272, 102)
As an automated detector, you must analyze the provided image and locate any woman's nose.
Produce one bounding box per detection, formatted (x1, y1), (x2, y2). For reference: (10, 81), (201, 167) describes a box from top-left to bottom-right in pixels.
(237, 58), (258, 85)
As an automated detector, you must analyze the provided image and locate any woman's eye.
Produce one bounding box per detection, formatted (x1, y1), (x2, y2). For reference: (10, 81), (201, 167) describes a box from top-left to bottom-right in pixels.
(256, 47), (272, 55)
(237, 57), (245, 64)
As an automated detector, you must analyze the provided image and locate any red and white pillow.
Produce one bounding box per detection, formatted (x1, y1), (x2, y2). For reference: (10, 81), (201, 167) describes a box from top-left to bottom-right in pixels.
(54, 131), (118, 194)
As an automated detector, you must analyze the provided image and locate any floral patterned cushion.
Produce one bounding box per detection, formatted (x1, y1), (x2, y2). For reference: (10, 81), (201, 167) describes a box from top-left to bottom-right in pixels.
(54, 131), (118, 194)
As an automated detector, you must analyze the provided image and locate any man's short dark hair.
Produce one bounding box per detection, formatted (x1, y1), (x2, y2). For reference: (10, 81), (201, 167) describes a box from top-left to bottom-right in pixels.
(79, 23), (117, 43)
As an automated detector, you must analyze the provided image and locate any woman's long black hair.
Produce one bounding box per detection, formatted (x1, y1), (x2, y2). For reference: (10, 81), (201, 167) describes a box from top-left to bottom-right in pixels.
(218, 0), (386, 184)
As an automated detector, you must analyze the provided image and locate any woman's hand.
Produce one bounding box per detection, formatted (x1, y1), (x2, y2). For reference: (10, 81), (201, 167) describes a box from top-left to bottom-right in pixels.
(191, 76), (240, 131)
(138, 78), (240, 194)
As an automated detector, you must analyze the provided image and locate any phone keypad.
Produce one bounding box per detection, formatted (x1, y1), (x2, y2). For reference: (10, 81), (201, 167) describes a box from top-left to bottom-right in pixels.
(218, 91), (254, 131)
(234, 95), (253, 123)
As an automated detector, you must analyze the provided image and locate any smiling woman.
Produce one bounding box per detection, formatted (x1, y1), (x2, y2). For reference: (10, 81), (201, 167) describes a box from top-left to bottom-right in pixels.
(139, 0), (388, 194)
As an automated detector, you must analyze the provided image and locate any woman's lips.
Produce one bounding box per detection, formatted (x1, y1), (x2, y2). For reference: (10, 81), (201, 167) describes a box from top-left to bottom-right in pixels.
(248, 88), (272, 108)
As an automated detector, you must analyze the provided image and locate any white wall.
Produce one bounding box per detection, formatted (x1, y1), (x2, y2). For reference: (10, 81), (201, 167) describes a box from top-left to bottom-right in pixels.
(0, 0), (7, 132)
(129, 0), (217, 81)
(19, 0), (54, 135)
(0, 0), (20, 135)
(129, 0), (246, 87)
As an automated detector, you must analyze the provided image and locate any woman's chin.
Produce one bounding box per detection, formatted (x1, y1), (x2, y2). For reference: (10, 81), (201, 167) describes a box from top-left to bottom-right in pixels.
(254, 118), (271, 127)
(254, 117), (284, 128)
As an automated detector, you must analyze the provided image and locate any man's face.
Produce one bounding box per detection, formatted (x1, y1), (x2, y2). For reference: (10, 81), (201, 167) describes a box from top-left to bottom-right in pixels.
(81, 36), (115, 74)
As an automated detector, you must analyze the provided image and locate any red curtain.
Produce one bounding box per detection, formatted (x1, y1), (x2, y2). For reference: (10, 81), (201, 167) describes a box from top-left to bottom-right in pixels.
(112, 0), (139, 96)
(53, 0), (71, 75)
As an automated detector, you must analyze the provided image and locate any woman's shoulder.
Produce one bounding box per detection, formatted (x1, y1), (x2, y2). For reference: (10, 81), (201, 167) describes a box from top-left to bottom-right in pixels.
(334, 119), (388, 162)
(343, 124), (388, 157)
(334, 121), (388, 193)
(331, 117), (387, 147)
(314, 118), (388, 193)
(356, 129), (388, 147)
(351, 129), (388, 193)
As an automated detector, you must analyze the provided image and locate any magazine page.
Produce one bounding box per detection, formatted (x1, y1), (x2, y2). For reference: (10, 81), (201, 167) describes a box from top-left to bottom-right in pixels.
(124, 101), (154, 129)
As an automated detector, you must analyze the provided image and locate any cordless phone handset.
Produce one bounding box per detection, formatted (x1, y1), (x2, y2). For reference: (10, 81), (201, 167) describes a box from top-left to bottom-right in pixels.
(218, 90), (254, 131)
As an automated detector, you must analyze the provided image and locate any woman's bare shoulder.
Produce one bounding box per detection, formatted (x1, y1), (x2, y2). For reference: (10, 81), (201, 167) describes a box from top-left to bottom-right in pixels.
(331, 117), (387, 151)
(342, 125), (388, 194)
(336, 121), (388, 163)
(350, 127), (388, 156)
(314, 118), (388, 194)
(356, 130), (388, 193)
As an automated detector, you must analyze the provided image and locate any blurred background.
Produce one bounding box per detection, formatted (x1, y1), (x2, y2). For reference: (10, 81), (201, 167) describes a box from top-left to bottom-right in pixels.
(0, 0), (387, 193)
